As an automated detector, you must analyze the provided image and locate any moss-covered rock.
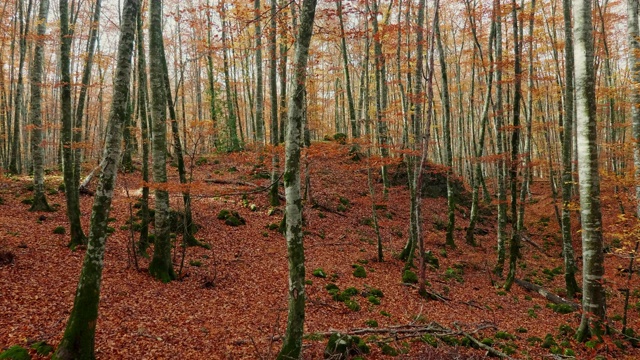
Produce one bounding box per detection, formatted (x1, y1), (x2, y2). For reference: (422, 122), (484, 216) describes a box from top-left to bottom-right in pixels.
(368, 295), (380, 305)
(217, 209), (246, 226)
(353, 265), (367, 278)
(53, 226), (66, 235)
(345, 299), (360, 311)
(402, 270), (418, 284)
(312, 268), (327, 278)
(379, 343), (398, 356)
(325, 283), (339, 292)
(0, 345), (30, 360)
(324, 333), (369, 359)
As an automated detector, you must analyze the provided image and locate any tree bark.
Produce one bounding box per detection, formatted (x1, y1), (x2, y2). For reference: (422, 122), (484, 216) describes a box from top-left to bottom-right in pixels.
(269, 0), (280, 207)
(254, 0), (265, 143)
(60, 0), (86, 248)
(54, 0), (138, 357)
(561, 0), (579, 297)
(28, 0), (51, 212)
(148, 0), (176, 283)
(277, 0), (317, 357)
(574, 0), (606, 341)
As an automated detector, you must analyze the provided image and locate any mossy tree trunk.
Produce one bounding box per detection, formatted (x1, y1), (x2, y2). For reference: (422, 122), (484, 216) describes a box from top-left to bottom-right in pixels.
(561, 0), (579, 297)
(630, 0), (640, 220)
(337, 0), (357, 139)
(573, 0), (606, 342)
(137, 8), (151, 253)
(28, 0), (52, 212)
(60, 0), (86, 248)
(54, 1), (138, 358)
(505, 0), (523, 291)
(254, 0), (265, 144)
(269, 0), (280, 207)
(158, 34), (197, 247)
(148, 0), (176, 283)
(221, 2), (241, 152)
(494, 0), (507, 276)
(276, 0), (317, 357)
(435, 5), (456, 249)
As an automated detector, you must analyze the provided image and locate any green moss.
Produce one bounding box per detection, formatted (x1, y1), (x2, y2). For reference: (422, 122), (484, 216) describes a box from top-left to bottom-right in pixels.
(516, 327), (528, 333)
(369, 288), (384, 298)
(345, 300), (360, 311)
(333, 133), (347, 144)
(312, 268), (327, 278)
(444, 267), (464, 282)
(379, 343), (398, 356)
(368, 295), (380, 305)
(495, 331), (515, 340)
(325, 283), (339, 291)
(303, 332), (325, 341)
(527, 308), (537, 318)
(364, 319), (378, 328)
(217, 209), (246, 226)
(424, 250), (440, 269)
(30, 341), (53, 356)
(324, 333), (370, 360)
(305, 279), (313, 285)
(342, 287), (359, 297)
(380, 310), (391, 317)
(500, 344), (517, 356)
(357, 259), (369, 265)
(267, 223), (279, 230)
(106, 226), (115, 234)
(21, 198), (33, 205)
(402, 270), (418, 284)
(481, 337), (494, 346)
(541, 333), (557, 349)
(527, 336), (543, 345)
(0, 346), (30, 360)
(547, 303), (575, 314)
(564, 348), (575, 356)
(558, 324), (575, 338)
(53, 226), (66, 235)
(422, 334), (438, 347)
(441, 335), (459, 346)
(189, 260), (202, 267)
(353, 265), (367, 278)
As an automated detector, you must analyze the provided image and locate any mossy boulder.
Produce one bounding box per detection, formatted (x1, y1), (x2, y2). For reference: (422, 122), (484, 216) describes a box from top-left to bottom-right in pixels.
(217, 209), (246, 226)
(53, 226), (66, 235)
(402, 270), (418, 284)
(0, 346), (30, 360)
(389, 161), (470, 206)
(312, 268), (327, 278)
(353, 265), (367, 278)
(324, 333), (369, 359)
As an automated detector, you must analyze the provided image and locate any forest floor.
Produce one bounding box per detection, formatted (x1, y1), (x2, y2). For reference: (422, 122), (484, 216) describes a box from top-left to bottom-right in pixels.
(1, 141), (640, 359)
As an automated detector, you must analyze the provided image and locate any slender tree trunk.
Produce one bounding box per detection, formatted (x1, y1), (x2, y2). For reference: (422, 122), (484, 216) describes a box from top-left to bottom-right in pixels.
(9, 0), (31, 175)
(465, 0), (495, 246)
(574, 0), (606, 342)
(148, 0), (176, 283)
(158, 35), (198, 247)
(505, 0), (523, 291)
(278, 0), (288, 144)
(435, 5), (455, 249)
(269, 0), (280, 206)
(561, 0), (579, 297)
(630, 0), (640, 220)
(221, 4), (241, 152)
(336, 0), (357, 139)
(53, 1), (138, 358)
(254, 0), (265, 143)
(60, 0), (86, 248)
(137, 8), (151, 254)
(494, 0), (507, 276)
(28, 0), (51, 212)
(276, 0), (317, 357)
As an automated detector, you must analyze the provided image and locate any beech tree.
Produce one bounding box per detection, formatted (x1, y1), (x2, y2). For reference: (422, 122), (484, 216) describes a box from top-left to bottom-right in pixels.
(574, 0), (606, 342)
(277, 0), (317, 357)
(60, 0), (86, 248)
(28, 0), (52, 212)
(629, 0), (640, 219)
(54, 0), (138, 357)
(148, 0), (176, 283)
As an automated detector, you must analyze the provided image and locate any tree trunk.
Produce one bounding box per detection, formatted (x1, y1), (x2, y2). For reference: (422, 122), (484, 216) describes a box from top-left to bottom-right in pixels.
(277, 0), (317, 357)
(494, 0), (507, 276)
(136, 8), (151, 253)
(337, 0), (357, 139)
(28, 0), (51, 212)
(629, 0), (640, 219)
(254, 0), (265, 144)
(54, 0), (138, 357)
(574, 0), (606, 341)
(505, 0), (523, 291)
(60, 0), (86, 248)
(435, 5), (455, 249)
(561, 0), (579, 297)
(148, 0), (176, 283)
(269, 0), (280, 207)
(221, 3), (241, 152)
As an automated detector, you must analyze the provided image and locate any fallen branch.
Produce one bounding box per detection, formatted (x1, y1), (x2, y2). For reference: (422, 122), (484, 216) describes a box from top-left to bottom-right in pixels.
(402, 283), (451, 302)
(79, 165), (101, 195)
(310, 201), (347, 217)
(204, 173), (285, 200)
(515, 278), (579, 310)
(521, 233), (552, 257)
(454, 323), (514, 359)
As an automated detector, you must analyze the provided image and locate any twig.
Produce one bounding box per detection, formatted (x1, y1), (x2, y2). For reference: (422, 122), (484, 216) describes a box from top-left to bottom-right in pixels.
(453, 322), (513, 359)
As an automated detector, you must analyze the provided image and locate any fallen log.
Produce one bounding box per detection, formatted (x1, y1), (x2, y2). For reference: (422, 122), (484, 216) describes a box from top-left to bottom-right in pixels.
(515, 278), (579, 310)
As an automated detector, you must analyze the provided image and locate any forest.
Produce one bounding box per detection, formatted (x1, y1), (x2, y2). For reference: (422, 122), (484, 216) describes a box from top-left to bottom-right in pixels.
(1, 0), (640, 358)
